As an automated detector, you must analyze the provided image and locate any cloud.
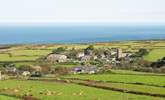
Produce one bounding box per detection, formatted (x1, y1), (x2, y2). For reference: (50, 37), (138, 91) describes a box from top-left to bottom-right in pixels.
(0, 0), (164, 23)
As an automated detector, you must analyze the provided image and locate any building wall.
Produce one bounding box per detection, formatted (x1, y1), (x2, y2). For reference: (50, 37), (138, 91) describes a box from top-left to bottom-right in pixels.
(117, 48), (122, 59)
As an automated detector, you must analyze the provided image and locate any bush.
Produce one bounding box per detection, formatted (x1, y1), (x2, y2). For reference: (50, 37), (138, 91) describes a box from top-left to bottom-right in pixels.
(135, 67), (153, 72)
(54, 67), (71, 75)
(136, 48), (149, 57)
(31, 71), (42, 77)
(52, 47), (67, 54)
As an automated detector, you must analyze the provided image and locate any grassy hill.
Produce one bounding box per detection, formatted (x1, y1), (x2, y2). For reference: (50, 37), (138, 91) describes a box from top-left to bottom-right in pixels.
(144, 49), (165, 61)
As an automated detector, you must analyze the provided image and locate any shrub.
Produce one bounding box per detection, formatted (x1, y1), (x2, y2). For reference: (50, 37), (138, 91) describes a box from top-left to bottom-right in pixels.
(136, 48), (149, 57)
(54, 67), (71, 75)
(52, 47), (67, 54)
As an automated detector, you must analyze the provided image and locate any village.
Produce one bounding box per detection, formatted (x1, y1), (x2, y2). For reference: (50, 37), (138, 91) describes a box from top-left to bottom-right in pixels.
(0, 42), (165, 100)
(0, 45), (136, 80)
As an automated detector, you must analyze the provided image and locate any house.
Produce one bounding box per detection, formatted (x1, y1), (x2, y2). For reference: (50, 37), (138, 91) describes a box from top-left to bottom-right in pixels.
(73, 66), (98, 74)
(0, 72), (7, 80)
(97, 54), (105, 59)
(22, 71), (31, 77)
(47, 54), (67, 62)
(80, 55), (91, 62)
(84, 49), (93, 55)
(93, 56), (98, 60)
(76, 52), (85, 58)
(5, 66), (17, 73)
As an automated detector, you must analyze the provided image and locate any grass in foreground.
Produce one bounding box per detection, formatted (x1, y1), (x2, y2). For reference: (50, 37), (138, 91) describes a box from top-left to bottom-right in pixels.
(0, 80), (163, 100)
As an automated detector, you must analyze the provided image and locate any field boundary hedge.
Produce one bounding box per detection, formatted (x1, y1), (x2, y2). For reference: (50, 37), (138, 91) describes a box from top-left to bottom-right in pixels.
(29, 78), (165, 98)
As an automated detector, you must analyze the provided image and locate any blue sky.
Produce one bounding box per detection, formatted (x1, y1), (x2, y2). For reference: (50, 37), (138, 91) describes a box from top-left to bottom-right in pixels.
(0, 0), (165, 23)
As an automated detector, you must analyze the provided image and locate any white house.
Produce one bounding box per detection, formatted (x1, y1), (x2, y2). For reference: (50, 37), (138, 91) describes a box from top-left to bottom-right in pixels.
(76, 52), (85, 58)
(47, 54), (67, 62)
(22, 71), (31, 77)
(80, 55), (91, 62)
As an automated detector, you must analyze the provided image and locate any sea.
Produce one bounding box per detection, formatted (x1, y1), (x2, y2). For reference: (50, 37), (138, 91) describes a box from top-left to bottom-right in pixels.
(0, 24), (165, 44)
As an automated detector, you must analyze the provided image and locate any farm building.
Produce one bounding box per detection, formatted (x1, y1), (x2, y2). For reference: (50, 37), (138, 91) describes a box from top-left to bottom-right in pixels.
(73, 66), (98, 74)
(76, 52), (85, 58)
(80, 55), (91, 62)
(5, 66), (17, 73)
(22, 71), (31, 76)
(47, 54), (67, 62)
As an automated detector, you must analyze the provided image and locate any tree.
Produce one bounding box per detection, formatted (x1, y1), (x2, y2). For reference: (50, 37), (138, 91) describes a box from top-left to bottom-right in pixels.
(136, 48), (149, 57)
(84, 45), (94, 55)
(151, 57), (165, 68)
(86, 45), (94, 50)
(67, 48), (77, 59)
(52, 47), (66, 54)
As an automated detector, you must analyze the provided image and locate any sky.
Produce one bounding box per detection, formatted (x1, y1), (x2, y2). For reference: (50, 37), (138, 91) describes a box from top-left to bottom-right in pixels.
(0, 0), (165, 24)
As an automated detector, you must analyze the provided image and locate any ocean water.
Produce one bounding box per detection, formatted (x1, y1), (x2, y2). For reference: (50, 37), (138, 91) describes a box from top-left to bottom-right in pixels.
(0, 25), (165, 44)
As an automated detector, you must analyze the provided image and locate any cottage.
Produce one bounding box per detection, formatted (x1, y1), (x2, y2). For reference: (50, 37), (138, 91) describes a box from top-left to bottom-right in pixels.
(22, 71), (31, 76)
(47, 54), (67, 62)
(73, 66), (98, 74)
(5, 67), (17, 73)
(76, 52), (85, 58)
(80, 55), (91, 62)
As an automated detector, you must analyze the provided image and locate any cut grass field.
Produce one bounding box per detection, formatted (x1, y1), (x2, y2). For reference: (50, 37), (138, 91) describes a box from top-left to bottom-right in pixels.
(0, 49), (51, 62)
(144, 49), (165, 61)
(9, 50), (51, 56)
(60, 70), (165, 99)
(0, 80), (163, 100)
(0, 53), (38, 61)
(64, 70), (165, 87)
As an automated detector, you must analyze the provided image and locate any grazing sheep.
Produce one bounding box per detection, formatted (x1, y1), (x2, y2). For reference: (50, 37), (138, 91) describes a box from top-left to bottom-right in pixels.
(78, 91), (83, 96)
(72, 91), (84, 96)
(13, 89), (19, 93)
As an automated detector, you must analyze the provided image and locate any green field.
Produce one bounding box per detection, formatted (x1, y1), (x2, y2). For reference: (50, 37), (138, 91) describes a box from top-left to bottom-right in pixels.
(0, 50), (51, 62)
(64, 73), (165, 86)
(0, 95), (20, 100)
(0, 40), (165, 99)
(1, 80), (163, 100)
(10, 50), (51, 56)
(144, 49), (165, 61)
(0, 70), (165, 99)
(0, 54), (38, 61)
(0, 40), (165, 62)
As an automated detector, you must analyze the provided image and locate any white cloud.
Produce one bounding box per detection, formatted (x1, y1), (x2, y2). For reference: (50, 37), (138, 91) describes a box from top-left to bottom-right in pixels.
(0, 0), (165, 23)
